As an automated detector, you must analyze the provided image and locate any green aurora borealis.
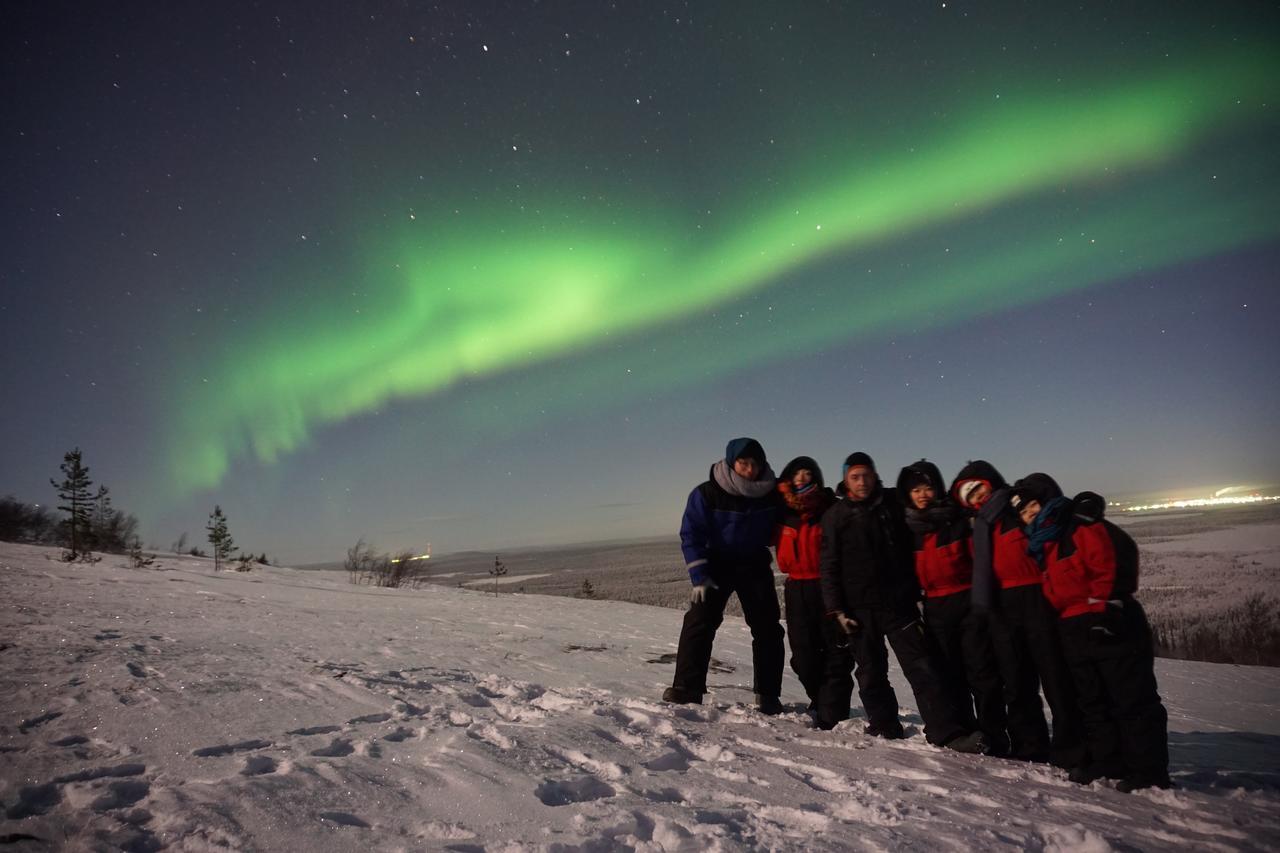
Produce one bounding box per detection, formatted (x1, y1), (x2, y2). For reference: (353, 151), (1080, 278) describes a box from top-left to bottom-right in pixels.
(166, 44), (1279, 494)
(6, 1), (1280, 558)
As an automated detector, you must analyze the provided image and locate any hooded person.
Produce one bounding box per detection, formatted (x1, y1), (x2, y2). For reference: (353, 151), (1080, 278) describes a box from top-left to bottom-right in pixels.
(898, 459), (1009, 755)
(665, 437), (786, 715)
(817, 452), (985, 752)
(1012, 476), (1170, 792)
(950, 461), (1084, 769)
(774, 456), (838, 715)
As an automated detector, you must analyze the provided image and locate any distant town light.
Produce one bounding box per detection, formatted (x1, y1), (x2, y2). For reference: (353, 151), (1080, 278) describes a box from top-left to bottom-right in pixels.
(1121, 495), (1280, 512)
(389, 553), (431, 564)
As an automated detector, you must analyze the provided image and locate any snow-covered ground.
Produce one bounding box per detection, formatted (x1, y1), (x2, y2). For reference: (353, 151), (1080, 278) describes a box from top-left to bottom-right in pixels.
(2, 542), (1278, 852)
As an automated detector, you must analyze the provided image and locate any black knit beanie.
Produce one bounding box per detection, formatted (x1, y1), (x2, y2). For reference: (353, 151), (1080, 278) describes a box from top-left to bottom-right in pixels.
(780, 456), (824, 488)
(842, 451), (875, 477)
(725, 437), (767, 467)
(1009, 473), (1064, 514)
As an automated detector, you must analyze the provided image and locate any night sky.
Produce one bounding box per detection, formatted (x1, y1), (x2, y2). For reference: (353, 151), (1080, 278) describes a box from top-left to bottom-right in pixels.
(3, 2), (1278, 563)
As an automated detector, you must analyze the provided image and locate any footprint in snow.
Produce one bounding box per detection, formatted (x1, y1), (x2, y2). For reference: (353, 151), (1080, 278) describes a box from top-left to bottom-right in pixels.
(645, 652), (736, 674)
(644, 750), (691, 772)
(309, 738), (354, 757)
(18, 711), (62, 733)
(90, 780), (150, 812)
(535, 776), (617, 806)
(286, 724), (342, 736)
(382, 727), (416, 742)
(192, 739), (272, 757)
(240, 755), (280, 776)
(52, 763), (147, 784)
(347, 712), (392, 724)
(5, 784), (62, 819)
(766, 756), (857, 794)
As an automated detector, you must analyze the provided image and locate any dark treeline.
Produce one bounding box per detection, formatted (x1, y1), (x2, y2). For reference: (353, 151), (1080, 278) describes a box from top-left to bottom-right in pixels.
(3, 448), (275, 570)
(0, 493), (139, 554)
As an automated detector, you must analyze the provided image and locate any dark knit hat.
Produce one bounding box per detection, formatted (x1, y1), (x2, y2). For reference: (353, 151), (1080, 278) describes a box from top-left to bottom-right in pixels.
(725, 437), (767, 467)
(896, 466), (933, 494)
(841, 451), (875, 477)
(780, 456), (824, 488)
(1009, 473), (1064, 514)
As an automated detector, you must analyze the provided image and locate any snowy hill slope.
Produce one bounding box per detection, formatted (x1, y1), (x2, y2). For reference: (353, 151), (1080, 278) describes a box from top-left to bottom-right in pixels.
(2, 542), (1278, 851)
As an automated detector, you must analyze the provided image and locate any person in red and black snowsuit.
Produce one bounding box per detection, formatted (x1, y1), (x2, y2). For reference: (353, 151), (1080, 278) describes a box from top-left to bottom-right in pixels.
(664, 437), (786, 715)
(1010, 474), (1170, 792)
(950, 460), (1084, 769)
(818, 452), (985, 752)
(774, 456), (838, 719)
(898, 459), (1009, 756)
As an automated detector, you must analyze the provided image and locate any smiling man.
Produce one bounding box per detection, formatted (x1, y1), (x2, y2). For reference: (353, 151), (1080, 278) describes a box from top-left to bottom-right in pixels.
(819, 452), (985, 752)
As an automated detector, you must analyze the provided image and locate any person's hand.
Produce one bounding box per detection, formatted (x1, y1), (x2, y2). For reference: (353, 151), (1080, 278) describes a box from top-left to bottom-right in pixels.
(833, 611), (860, 636)
(1091, 599), (1126, 640)
(690, 580), (719, 604)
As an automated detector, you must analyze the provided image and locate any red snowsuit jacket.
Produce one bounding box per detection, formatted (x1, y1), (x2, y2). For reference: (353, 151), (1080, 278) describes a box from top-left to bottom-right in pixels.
(1040, 517), (1138, 619)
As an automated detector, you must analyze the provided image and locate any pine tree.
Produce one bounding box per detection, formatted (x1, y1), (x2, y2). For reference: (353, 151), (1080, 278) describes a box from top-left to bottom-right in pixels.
(206, 505), (235, 571)
(489, 555), (507, 596)
(51, 448), (96, 560)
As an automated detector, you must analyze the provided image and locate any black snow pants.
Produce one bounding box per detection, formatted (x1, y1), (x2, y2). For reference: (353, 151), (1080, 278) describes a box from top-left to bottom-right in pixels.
(1057, 599), (1168, 783)
(671, 562), (785, 699)
(923, 591), (1008, 752)
(988, 583), (1085, 767)
(822, 605), (968, 745)
(783, 578), (829, 706)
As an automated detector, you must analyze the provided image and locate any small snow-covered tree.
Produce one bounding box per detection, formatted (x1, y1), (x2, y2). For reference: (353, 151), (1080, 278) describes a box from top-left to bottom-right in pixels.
(489, 555), (507, 596)
(129, 536), (155, 569)
(206, 505), (235, 571)
(51, 448), (97, 560)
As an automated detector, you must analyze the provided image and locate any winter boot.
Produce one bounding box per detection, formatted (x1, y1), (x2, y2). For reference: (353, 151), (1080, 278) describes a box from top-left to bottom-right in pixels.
(983, 732), (1011, 758)
(865, 721), (906, 740)
(1068, 763), (1124, 786)
(1116, 773), (1172, 794)
(662, 686), (703, 705)
(755, 694), (784, 716)
(943, 731), (988, 755)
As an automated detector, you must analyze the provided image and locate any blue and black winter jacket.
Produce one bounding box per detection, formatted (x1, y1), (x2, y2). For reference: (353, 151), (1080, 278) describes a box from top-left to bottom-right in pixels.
(679, 467), (780, 585)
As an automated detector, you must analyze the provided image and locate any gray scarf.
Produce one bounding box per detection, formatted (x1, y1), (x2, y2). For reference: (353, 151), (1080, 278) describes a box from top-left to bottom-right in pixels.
(712, 458), (777, 498)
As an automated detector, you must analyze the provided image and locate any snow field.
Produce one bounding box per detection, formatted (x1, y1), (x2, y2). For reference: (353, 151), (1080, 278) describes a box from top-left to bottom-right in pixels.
(1, 541), (1278, 851)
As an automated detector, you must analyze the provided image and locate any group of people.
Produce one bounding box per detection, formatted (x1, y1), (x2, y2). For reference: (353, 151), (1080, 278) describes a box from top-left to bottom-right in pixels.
(663, 437), (1171, 793)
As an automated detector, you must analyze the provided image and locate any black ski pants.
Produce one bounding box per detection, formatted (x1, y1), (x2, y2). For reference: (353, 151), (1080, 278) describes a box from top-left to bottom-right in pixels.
(783, 578), (829, 706)
(923, 591), (1008, 750)
(671, 563), (785, 699)
(989, 583), (1085, 767)
(823, 605), (967, 745)
(1057, 599), (1168, 782)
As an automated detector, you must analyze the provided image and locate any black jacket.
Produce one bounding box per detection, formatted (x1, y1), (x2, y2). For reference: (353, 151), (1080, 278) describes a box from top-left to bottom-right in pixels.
(819, 482), (920, 614)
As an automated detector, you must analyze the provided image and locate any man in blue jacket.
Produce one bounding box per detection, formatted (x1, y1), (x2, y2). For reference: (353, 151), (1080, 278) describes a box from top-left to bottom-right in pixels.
(664, 437), (786, 714)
